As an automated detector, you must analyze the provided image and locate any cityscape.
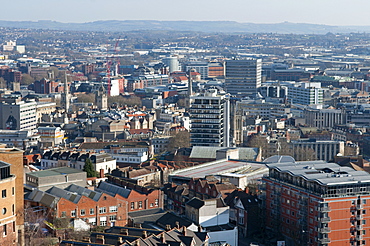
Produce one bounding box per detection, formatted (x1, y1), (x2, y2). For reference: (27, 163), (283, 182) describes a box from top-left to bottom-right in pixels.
(4, 7), (370, 246)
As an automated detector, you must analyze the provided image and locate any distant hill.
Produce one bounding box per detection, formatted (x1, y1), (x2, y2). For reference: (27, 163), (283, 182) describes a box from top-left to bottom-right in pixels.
(0, 20), (369, 34)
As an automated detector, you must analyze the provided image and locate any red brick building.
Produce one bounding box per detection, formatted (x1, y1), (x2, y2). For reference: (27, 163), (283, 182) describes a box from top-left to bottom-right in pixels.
(263, 158), (370, 246)
(26, 184), (128, 227)
(97, 177), (163, 212)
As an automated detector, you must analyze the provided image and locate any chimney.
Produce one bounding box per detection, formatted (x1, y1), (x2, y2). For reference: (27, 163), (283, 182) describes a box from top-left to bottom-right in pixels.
(100, 169), (105, 178)
(165, 224), (171, 231)
(136, 223), (142, 229)
(96, 235), (105, 244)
(83, 237), (91, 243)
(160, 233), (166, 243)
(118, 237), (124, 245)
(120, 228), (129, 236)
(175, 221), (180, 229)
(142, 231), (147, 239)
(198, 225), (202, 232)
(182, 226), (187, 236)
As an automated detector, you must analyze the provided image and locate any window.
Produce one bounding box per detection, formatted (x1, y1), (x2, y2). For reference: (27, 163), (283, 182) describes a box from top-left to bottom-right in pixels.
(99, 207), (106, 214)
(155, 199), (159, 206)
(139, 201), (142, 209)
(3, 224), (6, 236)
(150, 203), (153, 207)
(100, 221), (107, 226)
(2, 190), (6, 198)
(131, 202), (135, 210)
(80, 209), (86, 216)
(61, 212), (66, 217)
(71, 210), (76, 217)
(363, 220), (366, 225)
(12, 187), (14, 196)
(89, 208), (94, 215)
(364, 200), (367, 204)
(109, 206), (117, 213)
(109, 215), (117, 221)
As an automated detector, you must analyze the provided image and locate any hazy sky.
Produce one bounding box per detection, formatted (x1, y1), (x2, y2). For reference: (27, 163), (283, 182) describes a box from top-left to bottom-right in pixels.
(2, 0), (369, 26)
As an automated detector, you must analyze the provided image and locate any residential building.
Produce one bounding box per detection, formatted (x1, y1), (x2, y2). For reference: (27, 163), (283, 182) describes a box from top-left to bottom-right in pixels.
(225, 58), (262, 97)
(0, 161), (17, 245)
(263, 157), (370, 246)
(190, 88), (230, 147)
(0, 148), (25, 245)
(25, 184), (128, 227)
(97, 177), (163, 212)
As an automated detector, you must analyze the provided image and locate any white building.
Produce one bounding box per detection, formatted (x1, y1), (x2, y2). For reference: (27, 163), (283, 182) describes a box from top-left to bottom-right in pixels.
(288, 82), (323, 105)
(0, 97), (37, 131)
(38, 126), (64, 146)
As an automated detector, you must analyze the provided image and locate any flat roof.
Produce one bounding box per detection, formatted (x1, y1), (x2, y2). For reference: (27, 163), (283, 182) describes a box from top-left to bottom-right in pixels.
(27, 167), (83, 178)
(170, 159), (262, 179)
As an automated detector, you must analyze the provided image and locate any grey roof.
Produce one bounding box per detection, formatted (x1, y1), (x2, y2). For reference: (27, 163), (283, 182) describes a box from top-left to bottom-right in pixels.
(47, 186), (82, 203)
(27, 167), (84, 178)
(264, 155), (296, 163)
(65, 184), (102, 202)
(189, 146), (259, 160)
(186, 197), (204, 209)
(265, 160), (370, 186)
(26, 189), (60, 208)
(96, 181), (131, 198)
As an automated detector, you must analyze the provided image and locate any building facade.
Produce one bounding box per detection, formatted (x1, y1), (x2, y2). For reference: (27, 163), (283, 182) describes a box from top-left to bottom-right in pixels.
(263, 159), (370, 246)
(190, 89), (230, 147)
(225, 58), (262, 97)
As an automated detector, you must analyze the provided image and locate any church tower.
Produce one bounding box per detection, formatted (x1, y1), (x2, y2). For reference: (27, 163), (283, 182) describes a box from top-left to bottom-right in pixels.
(95, 85), (108, 110)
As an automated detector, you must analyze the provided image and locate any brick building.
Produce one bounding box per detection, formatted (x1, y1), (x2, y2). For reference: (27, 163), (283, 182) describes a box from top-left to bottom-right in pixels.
(263, 157), (370, 246)
(97, 177), (163, 213)
(26, 184), (128, 227)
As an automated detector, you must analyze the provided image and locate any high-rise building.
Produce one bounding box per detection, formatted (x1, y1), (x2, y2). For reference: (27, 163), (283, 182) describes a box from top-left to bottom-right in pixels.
(190, 88), (230, 147)
(162, 56), (180, 73)
(263, 157), (370, 246)
(225, 58), (262, 97)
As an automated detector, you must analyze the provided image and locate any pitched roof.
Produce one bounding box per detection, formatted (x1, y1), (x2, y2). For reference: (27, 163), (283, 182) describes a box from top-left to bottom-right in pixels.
(186, 197), (204, 209)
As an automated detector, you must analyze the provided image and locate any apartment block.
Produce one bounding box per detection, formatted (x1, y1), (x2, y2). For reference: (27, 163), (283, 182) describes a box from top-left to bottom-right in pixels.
(263, 158), (370, 246)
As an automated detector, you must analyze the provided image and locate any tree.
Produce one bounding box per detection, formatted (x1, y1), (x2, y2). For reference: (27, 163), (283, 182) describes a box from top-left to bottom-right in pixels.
(77, 93), (95, 103)
(167, 131), (190, 151)
(20, 74), (34, 85)
(83, 158), (97, 178)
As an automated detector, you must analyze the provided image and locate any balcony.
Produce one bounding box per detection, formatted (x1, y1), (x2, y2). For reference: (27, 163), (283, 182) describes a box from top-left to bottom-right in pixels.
(356, 235), (363, 241)
(317, 238), (330, 243)
(356, 204), (363, 210)
(317, 227), (331, 233)
(317, 206), (331, 212)
(356, 214), (363, 220)
(317, 217), (331, 223)
(356, 225), (363, 230)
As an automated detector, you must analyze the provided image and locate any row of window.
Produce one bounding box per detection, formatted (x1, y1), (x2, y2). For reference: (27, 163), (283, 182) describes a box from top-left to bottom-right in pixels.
(62, 206), (118, 217)
(130, 199), (159, 210)
(1, 188), (14, 198)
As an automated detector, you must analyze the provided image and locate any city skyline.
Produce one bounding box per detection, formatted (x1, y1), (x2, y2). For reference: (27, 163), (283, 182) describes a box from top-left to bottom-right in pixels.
(2, 0), (370, 26)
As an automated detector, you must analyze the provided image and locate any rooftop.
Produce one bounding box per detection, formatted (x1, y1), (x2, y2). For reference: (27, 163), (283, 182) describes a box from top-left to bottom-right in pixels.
(27, 167), (84, 178)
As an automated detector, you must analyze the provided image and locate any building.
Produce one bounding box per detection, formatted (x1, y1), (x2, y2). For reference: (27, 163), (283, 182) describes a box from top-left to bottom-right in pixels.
(225, 58), (262, 97)
(288, 82), (324, 105)
(25, 167), (87, 191)
(162, 56), (180, 73)
(38, 126), (64, 146)
(183, 62), (209, 79)
(0, 97), (37, 131)
(190, 88), (230, 147)
(263, 156), (370, 246)
(0, 148), (25, 245)
(95, 85), (108, 110)
(25, 184), (128, 227)
(0, 161), (17, 245)
(291, 139), (344, 162)
(304, 108), (346, 129)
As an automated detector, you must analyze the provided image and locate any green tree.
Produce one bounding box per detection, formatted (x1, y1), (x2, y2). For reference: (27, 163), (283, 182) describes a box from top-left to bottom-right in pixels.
(167, 131), (190, 151)
(20, 74), (35, 85)
(83, 158), (97, 178)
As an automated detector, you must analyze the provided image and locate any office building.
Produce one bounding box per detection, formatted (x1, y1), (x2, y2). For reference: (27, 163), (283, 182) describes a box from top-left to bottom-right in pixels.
(288, 82), (323, 105)
(263, 157), (370, 246)
(0, 97), (37, 131)
(225, 58), (262, 97)
(190, 88), (230, 147)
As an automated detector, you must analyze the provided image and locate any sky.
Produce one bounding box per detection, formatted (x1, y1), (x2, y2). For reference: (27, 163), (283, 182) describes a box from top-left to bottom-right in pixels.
(2, 0), (369, 26)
